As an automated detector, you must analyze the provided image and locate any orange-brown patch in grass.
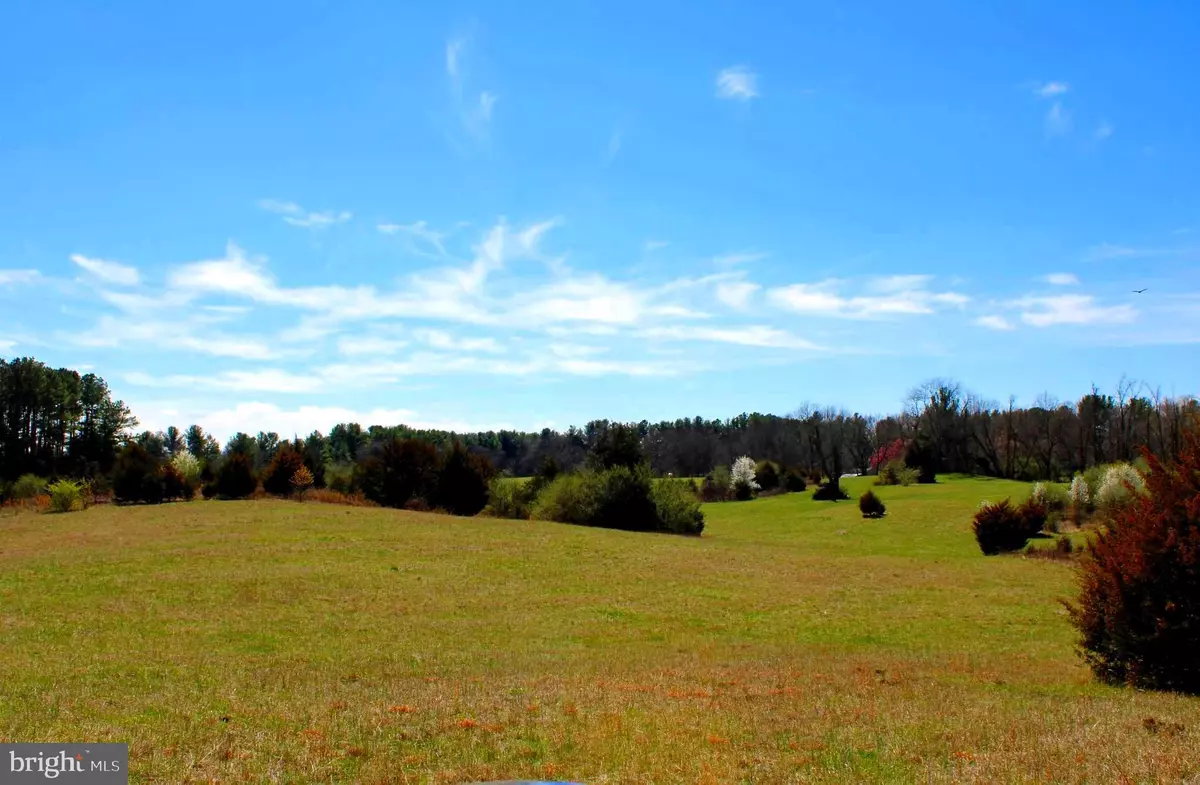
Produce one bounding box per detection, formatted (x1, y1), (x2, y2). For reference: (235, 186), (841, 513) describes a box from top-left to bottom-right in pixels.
(456, 718), (479, 729)
(387, 704), (415, 714)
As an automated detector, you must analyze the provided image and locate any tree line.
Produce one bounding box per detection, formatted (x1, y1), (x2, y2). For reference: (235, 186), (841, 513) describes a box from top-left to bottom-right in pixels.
(2, 356), (1196, 487)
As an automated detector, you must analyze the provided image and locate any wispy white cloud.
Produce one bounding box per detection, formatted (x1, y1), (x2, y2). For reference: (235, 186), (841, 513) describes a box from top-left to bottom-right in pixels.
(974, 315), (1015, 331)
(445, 38), (462, 78)
(1045, 101), (1071, 136)
(1043, 272), (1080, 286)
(1033, 81), (1069, 98)
(1016, 294), (1137, 327)
(1094, 121), (1114, 141)
(259, 199), (351, 229)
(65, 314), (275, 359)
(644, 240), (669, 252)
(1085, 243), (1199, 262)
(336, 335), (409, 357)
(125, 369), (324, 394)
(0, 269), (40, 286)
(713, 251), (766, 268)
(642, 324), (820, 351)
(70, 254), (140, 286)
(0, 338), (15, 351)
(478, 91), (498, 122)
(768, 275), (968, 319)
(377, 220), (449, 256)
(716, 66), (758, 100)
(715, 280), (760, 309)
(446, 35), (497, 139)
(413, 328), (504, 353)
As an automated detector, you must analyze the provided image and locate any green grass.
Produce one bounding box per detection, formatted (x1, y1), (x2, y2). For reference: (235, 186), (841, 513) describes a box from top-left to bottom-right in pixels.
(2, 476), (1197, 783)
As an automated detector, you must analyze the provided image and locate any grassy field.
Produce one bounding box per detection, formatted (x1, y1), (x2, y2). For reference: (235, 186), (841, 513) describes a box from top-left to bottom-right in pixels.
(2, 477), (1197, 783)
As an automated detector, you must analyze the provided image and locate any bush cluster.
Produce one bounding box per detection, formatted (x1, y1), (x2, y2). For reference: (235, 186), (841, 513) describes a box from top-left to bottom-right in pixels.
(972, 496), (1049, 555)
(812, 482), (850, 501)
(216, 453), (258, 499)
(781, 468), (807, 492)
(112, 444), (166, 504)
(1067, 433), (1200, 694)
(354, 438), (494, 516)
(531, 465), (703, 535)
(755, 461), (780, 491)
(699, 465), (733, 502)
(47, 479), (87, 513)
(8, 474), (48, 501)
(700, 461), (808, 501)
(859, 490), (886, 518)
(875, 460), (919, 487)
(261, 444), (306, 497)
(973, 499), (1030, 555)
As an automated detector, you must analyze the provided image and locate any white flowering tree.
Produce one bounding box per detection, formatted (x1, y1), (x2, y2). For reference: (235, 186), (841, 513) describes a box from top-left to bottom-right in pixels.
(1096, 463), (1145, 512)
(731, 455), (759, 500)
(170, 450), (202, 484)
(1069, 474), (1090, 507)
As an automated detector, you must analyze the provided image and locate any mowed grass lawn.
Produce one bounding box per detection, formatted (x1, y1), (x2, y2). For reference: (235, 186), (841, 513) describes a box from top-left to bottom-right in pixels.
(2, 478), (1198, 784)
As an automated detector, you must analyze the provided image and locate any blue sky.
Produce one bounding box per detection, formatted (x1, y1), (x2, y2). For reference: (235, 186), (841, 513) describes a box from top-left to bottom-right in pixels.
(2, 1), (1199, 439)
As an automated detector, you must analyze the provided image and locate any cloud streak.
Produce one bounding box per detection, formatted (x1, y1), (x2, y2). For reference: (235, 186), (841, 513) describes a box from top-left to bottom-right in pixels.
(768, 276), (968, 319)
(71, 254), (140, 286)
(716, 66), (758, 100)
(260, 199), (351, 229)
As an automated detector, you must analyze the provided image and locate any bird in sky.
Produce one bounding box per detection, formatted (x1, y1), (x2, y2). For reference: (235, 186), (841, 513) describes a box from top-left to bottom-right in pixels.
(1133, 288), (1148, 294)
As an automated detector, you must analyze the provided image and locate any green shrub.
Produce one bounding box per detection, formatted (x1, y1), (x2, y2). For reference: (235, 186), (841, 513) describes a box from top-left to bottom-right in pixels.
(531, 472), (598, 525)
(876, 460), (919, 487)
(325, 463), (356, 494)
(47, 479), (86, 513)
(812, 482), (850, 501)
(532, 465), (703, 535)
(859, 490), (886, 518)
(755, 461), (780, 491)
(216, 453), (257, 499)
(10, 474), (48, 500)
(781, 468), (807, 493)
(652, 479), (705, 535)
(484, 478), (533, 520)
(432, 442), (494, 516)
(592, 464), (659, 530)
(973, 499), (1029, 555)
(112, 443), (165, 504)
(699, 465), (732, 502)
(354, 438), (439, 509)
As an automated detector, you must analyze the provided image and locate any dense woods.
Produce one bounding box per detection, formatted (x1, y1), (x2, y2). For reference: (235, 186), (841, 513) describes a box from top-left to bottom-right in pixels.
(0, 357), (137, 480)
(2, 356), (1196, 490)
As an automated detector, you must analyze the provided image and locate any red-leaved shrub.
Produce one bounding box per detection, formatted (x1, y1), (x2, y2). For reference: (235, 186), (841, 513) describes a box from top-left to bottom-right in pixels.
(1016, 497), (1048, 538)
(1066, 431), (1200, 693)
